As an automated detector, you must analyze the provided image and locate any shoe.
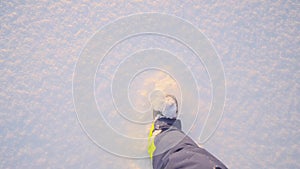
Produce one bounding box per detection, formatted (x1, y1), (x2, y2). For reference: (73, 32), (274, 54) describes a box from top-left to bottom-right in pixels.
(152, 94), (178, 120)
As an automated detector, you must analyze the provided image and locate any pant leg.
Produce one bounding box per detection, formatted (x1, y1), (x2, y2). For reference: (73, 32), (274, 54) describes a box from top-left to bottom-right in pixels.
(152, 118), (227, 169)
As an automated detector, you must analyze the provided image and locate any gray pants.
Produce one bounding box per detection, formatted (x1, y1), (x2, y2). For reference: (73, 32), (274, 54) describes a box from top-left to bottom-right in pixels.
(152, 118), (228, 169)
